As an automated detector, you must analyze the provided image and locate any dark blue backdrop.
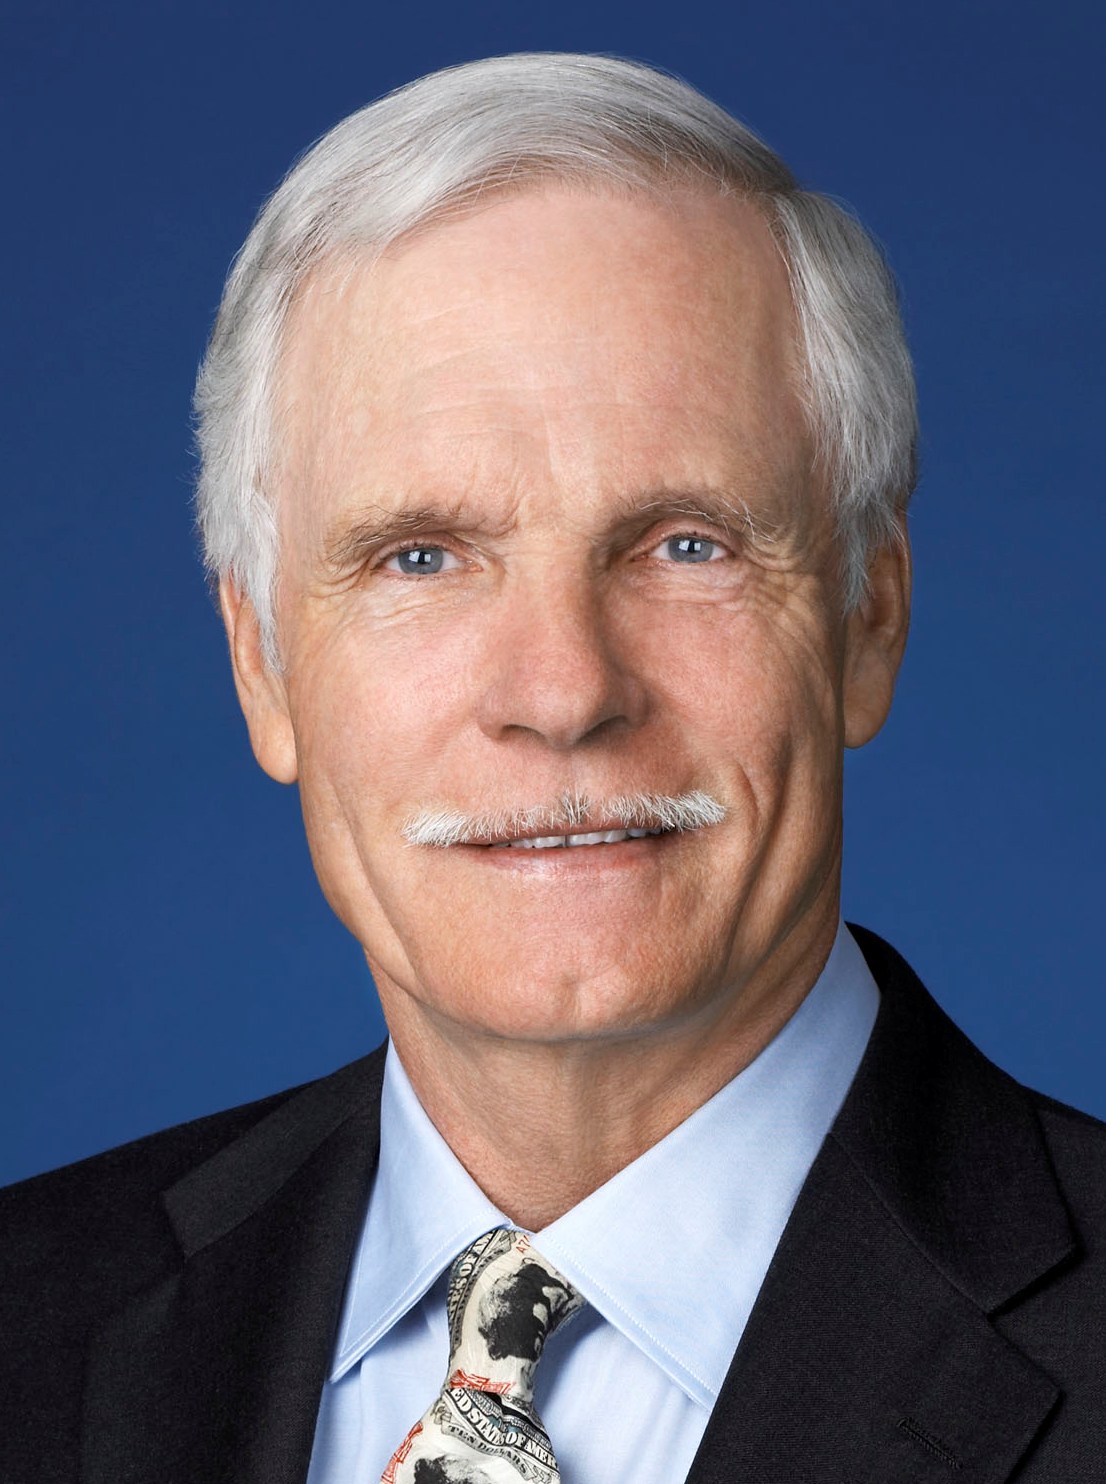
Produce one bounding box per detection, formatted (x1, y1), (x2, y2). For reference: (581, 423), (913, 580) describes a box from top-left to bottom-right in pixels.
(2, 0), (1103, 1187)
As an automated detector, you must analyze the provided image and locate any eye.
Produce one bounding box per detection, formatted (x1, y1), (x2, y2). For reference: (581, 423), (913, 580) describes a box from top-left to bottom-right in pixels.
(382, 544), (462, 576)
(652, 533), (727, 564)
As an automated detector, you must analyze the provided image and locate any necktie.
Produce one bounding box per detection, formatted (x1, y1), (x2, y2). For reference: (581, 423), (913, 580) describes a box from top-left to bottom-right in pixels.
(381, 1227), (585, 1483)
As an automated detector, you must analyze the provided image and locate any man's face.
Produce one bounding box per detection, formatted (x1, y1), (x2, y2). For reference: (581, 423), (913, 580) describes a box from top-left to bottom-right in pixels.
(233, 184), (903, 1050)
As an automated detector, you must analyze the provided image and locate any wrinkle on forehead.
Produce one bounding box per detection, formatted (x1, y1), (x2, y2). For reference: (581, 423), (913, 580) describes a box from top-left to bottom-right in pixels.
(272, 182), (815, 568)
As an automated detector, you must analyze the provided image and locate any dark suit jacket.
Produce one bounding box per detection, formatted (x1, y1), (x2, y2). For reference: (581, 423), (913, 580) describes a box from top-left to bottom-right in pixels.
(2, 927), (1104, 1482)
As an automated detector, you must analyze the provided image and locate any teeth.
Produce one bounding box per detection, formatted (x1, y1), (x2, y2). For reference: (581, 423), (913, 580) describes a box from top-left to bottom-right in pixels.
(493, 827), (667, 849)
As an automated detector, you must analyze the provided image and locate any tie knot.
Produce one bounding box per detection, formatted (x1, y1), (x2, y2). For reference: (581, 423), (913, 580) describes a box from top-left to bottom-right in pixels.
(380, 1230), (586, 1481)
(445, 1228), (584, 1403)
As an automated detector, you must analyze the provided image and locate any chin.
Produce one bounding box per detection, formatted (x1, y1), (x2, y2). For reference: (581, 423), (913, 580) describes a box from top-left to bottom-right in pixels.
(406, 951), (712, 1046)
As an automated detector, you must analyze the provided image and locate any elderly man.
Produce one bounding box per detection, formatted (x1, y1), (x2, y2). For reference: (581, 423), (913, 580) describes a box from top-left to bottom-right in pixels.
(2, 52), (1103, 1484)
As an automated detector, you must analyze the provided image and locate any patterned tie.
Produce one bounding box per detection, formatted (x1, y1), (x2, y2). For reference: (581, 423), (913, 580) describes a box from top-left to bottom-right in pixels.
(382, 1227), (586, 1483)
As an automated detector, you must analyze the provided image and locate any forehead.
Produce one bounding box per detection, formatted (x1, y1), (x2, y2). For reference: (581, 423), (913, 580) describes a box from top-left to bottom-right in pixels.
(275, 183), (810, 535)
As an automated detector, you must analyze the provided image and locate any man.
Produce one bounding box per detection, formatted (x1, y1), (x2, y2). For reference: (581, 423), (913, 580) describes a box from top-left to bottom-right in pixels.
(2, 52), (1103, 1484)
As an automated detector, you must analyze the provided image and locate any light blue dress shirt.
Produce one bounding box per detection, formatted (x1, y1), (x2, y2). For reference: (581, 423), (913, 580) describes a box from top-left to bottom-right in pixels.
(307, 922), (879, 1484)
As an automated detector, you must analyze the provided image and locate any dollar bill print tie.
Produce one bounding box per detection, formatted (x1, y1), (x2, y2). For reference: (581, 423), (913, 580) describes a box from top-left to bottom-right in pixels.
(381, 1228), (586, 1484)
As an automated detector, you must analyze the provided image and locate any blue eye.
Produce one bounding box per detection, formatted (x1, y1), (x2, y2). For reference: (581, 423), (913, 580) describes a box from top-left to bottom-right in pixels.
(664, 535), (719, 563)
(388, 546), (453, 575)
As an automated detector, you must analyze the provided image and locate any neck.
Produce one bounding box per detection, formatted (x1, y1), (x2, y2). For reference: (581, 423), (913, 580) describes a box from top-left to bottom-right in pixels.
(376, 907), (840, 1231)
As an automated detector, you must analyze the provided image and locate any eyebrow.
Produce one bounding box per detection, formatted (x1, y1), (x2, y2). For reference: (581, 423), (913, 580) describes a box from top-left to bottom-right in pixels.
(321, 501), (517, 572)
(321, 485), (781, 573)
(608, 488), (781, 548)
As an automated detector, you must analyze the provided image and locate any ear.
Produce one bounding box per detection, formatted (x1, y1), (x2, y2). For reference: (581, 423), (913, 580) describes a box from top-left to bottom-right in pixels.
(219, 577), (298, 784)
(842, 525), (912, 749)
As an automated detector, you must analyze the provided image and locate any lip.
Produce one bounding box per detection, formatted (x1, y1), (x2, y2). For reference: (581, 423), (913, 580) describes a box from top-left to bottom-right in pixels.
(454, 829), (688, 872)
(482, 826), (664, 849)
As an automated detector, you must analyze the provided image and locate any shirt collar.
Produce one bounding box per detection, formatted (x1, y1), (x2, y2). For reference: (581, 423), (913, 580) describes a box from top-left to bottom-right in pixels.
(330, 1045), (506, 1379)
(331, 922), (878, 1402)
(536, 923), (878, 1405)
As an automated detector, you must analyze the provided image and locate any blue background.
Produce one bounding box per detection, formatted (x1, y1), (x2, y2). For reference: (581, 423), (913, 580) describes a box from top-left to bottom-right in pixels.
(2, 0), (1102, 1187)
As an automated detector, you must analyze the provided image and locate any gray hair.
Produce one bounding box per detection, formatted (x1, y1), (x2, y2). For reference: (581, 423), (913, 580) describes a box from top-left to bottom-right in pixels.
(194, 52), (917, 670)
(402, 788), (727, 848)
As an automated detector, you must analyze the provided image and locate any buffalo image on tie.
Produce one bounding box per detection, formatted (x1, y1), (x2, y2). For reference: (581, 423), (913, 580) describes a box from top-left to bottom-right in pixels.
(382, 1228), (586, 1483)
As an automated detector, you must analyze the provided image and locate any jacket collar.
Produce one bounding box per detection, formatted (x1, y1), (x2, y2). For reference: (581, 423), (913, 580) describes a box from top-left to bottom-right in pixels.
(831, 926), (1075, 1311)
(687, 926), (1076, 1483)
(82, 1047), (387, 1484)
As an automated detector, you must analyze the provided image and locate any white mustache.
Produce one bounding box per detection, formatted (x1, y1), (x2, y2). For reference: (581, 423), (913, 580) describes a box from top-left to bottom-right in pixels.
(402, 789), (727, 848)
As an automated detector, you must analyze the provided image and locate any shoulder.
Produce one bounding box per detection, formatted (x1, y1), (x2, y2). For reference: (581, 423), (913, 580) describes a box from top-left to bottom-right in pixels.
(0, 1048), (386, 1479)
(0, 1047), (386, 1322)
(848, 925), (1106, 1375)
(1, 1088), (292, 1260)
(850, 919), (1106, 1176)
(1028, 1089), (1106, 1241)
(1031, 1086), (1106, 1144)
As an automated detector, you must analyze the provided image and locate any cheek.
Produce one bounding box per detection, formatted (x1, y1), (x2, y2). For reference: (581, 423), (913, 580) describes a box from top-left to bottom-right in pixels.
(285, 613), (484, 965)
(289, 605), (479, 812)
(634, 597), (842, 792)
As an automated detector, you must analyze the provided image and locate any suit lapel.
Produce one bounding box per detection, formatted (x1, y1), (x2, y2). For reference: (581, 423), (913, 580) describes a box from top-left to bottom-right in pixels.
(687, 928), (1075, 1484)
(685, 1140), (1062, 1482)
(82, 1049), (386, 1484)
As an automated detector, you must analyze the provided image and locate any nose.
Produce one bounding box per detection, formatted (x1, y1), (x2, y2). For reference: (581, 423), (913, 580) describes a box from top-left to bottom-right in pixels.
(475, 575), (650, 751)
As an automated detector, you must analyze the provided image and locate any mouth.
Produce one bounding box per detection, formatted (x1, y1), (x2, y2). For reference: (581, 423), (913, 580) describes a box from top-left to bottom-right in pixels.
(464, 823), (684, 873)
(485, 827), (669, 850)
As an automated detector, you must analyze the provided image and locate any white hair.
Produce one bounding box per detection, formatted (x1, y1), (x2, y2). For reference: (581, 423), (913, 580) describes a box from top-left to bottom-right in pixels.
(402, 789), (727, 848)
(194, 53), (917, 670)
